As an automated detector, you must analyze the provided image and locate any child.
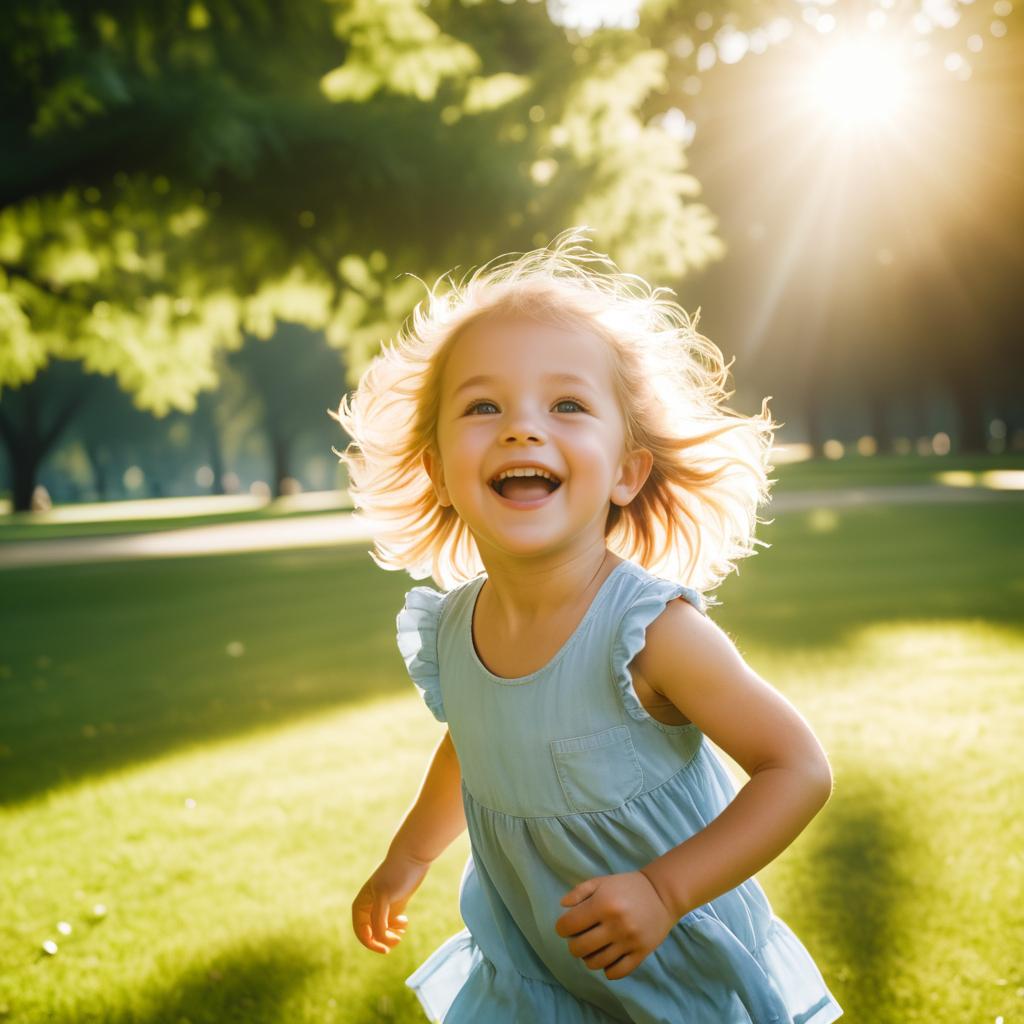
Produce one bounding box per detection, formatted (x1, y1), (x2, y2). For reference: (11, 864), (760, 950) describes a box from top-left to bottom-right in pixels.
(341, 229), (843, 1023)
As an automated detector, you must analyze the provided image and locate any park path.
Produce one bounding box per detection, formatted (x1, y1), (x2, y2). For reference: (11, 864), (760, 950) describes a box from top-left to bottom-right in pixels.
(0, 483), (1018, 570)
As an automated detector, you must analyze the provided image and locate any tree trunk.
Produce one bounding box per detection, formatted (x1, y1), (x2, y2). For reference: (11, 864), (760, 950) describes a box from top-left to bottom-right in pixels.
(866, 392), (892, 455)
(947, 375), (987, 454)
(797, 321), (829, 459)
(804, 397), (823, 459)
(271, 432), (291, 498)
(9, 443), (42, 512)
(0, 366), (101, 511)
(207, 423), (226, 495)
(82, 441), (112, 501)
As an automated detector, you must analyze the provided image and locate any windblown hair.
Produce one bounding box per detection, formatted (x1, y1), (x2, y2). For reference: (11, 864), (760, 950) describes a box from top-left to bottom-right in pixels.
(332, 228), (779, 597)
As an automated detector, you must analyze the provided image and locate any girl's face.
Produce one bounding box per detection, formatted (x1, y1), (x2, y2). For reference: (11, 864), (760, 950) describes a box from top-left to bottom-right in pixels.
(424, 315), (652, 567)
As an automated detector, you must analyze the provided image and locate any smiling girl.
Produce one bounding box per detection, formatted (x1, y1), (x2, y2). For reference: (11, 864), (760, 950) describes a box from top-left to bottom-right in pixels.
(340, 229), (843, 1023)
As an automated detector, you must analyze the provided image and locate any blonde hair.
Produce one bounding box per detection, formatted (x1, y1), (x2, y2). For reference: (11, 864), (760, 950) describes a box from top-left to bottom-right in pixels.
(332, 228), (779, 597)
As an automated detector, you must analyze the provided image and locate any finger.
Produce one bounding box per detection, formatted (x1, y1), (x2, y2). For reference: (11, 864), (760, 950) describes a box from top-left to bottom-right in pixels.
(556, 904), (600, 939)
(353, 901), (389, 954)
(583, 943), (625, 972)
(604, 951), (643, 981)
(560, 877), (599, 907)
(384, 911), (408, 945)
(567, 923), (610, 959)
(371, 899), (392, 950)
(355, 920), (390, 954)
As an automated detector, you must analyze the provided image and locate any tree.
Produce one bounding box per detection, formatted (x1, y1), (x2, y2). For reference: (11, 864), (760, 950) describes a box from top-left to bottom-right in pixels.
(228, 322), (347, 497)
(1, 0), (726, 509)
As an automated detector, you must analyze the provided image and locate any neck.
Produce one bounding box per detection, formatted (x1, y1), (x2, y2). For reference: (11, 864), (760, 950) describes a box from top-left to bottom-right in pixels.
(477, 547), (622, 635)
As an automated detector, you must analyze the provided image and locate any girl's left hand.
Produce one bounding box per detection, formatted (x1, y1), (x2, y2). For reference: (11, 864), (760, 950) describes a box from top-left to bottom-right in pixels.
(554, 871), (677, 980)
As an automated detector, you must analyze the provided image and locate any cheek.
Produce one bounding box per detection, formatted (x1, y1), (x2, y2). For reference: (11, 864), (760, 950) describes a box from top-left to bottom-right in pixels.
(569, 430), (618, 465)
(444, 429), (487, 476)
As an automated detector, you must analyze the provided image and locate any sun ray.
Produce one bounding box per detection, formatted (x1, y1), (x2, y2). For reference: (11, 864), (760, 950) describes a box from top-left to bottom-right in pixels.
(736, 129), (854, 363)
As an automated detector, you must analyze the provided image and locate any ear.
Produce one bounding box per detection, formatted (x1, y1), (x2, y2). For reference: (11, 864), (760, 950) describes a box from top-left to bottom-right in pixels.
(421, 448), (452, 508)
(611, 447), (653, 508)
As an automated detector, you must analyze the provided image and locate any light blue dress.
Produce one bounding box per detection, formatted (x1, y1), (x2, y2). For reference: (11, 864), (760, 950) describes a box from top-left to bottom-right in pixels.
(395, 557), (843, 1024)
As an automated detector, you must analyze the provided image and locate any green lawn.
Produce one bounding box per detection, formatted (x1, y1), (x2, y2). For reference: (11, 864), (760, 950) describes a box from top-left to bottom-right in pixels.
(768, 451), (1024, 492)
(2, 452), (1021, 545)
(0, 496), (1021, 1023)
(0, 497), (354, 543)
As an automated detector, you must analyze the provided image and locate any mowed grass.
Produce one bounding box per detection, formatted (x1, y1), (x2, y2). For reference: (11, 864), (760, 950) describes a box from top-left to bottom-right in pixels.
(1, 496), (1022, 1023)
(0, 498), (353, 543)
(2, 451), (1022, 544)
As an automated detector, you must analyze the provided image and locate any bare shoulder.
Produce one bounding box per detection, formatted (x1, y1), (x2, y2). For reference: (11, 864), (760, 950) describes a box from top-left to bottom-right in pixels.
(632, 597), (833, 784)
(631, 596), (732, 695)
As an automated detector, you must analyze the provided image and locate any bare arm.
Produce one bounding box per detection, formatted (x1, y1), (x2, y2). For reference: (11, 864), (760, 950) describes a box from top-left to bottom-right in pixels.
(352, 728), (467, 954)
(634, 599), (834, 919)
(389, 728), (468, 864)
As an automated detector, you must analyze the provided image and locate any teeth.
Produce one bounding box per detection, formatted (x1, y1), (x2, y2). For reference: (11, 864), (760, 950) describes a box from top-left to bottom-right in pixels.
(493, 467), (560, 484)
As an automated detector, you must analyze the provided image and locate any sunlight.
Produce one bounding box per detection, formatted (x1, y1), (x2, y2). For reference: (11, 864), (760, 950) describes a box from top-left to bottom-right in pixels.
(0, 490), (350, 524)
(804, 36), (914, 133)
(548, 0), (641, 34)
(936, 469), (1024, 491)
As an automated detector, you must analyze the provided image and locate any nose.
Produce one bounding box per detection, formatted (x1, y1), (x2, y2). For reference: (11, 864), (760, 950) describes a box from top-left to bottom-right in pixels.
(503, 426), (542, 443)
(501, 406), (546, 445)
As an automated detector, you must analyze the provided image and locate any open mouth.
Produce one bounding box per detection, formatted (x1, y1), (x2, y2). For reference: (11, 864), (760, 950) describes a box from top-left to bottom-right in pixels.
(489, 474), (562, 507)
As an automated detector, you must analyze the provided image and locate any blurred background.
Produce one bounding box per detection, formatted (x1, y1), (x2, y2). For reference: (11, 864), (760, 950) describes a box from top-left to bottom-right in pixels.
(2, 0), (1021, 513)
(1, 2), (1021, 1023)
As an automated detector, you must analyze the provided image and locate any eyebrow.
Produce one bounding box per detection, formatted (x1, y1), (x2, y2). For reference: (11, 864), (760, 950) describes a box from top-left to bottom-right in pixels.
(451, 373), (595, 398)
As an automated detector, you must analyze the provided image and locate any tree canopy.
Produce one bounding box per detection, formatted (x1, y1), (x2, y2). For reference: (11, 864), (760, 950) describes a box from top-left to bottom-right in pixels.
(1, 0), (724, 406)
(1, 0), (729, 509)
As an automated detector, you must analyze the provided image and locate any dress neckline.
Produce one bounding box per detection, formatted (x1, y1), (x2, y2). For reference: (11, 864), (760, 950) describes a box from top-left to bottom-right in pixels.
(467, 559), (633, 685)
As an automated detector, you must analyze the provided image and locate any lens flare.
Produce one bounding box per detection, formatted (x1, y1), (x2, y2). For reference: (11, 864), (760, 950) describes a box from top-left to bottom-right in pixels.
(806, 37), (913, 132)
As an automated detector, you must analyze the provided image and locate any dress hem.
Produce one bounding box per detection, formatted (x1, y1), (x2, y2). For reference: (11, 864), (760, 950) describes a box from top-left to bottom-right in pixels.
(406, 922), (844, 1024)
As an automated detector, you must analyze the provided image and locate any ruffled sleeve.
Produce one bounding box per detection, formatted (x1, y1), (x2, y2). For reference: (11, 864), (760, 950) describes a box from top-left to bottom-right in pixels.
(610, 577), (708, 732)
(396, 586), (447, 722)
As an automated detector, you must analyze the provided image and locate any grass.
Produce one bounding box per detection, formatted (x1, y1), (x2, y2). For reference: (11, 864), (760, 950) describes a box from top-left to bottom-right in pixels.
(0, 494), (1021, 1022)
(2, 452), (1022, 545)
(0, 496), (353, 544)
(769, 450), (1024, 492)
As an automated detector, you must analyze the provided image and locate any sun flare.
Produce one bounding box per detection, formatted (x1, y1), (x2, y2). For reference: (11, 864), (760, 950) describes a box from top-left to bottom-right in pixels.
(805, 37), (914, 132)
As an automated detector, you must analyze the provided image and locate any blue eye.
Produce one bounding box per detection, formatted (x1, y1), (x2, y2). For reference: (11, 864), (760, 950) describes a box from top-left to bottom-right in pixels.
(464, 398), (587, 416)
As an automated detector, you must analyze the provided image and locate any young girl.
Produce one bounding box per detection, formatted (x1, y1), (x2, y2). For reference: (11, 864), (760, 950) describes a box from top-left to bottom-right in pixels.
(342, 229), (843, 1024)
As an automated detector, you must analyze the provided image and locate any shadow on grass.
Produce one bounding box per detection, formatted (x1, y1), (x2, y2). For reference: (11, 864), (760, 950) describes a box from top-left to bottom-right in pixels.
(0, 544), (416, 807)
(1, 500), (1020, 808)
(708, 500), (1023, 652)
(800, 776), (913, 1023)
(66, 936), (321, 1024)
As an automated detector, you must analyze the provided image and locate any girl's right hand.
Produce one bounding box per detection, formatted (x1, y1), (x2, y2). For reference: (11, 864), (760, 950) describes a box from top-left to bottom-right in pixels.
(351, 850), (431, 954)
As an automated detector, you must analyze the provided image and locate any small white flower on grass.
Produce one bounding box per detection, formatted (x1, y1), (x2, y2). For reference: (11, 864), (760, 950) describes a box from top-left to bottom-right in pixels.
(226, 641), (245, 658)
(184, 798), (196, 809)
(56, 922), (72, 936)
(91, 904), (107, 920)
(42, 940), (58, 955)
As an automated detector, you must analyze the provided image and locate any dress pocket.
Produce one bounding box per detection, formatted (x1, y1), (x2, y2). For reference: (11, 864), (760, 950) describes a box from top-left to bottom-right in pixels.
(549, 724), (644, 813)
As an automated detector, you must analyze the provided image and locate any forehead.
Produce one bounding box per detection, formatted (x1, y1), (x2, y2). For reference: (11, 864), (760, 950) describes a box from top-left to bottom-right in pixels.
(442, 316), (615, 398)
